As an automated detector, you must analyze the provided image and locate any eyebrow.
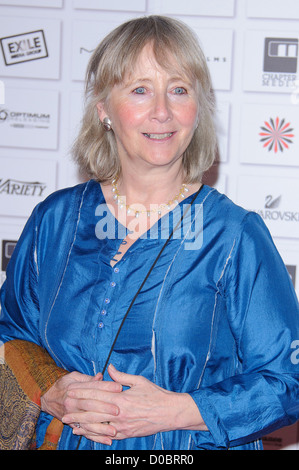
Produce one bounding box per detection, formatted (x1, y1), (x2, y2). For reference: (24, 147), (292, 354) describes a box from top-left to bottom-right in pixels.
(123, 76), (193, 88)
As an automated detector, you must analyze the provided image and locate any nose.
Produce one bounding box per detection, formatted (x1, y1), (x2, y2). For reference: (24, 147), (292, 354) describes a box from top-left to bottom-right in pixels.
(150, 92), (173, 123)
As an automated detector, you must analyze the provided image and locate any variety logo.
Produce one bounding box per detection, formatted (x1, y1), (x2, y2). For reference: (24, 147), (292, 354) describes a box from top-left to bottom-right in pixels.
(262, 37), (298, 88)
(0, 30), (48, 66)
(0, 179), (47, 197)
(259, 117), (295, 153)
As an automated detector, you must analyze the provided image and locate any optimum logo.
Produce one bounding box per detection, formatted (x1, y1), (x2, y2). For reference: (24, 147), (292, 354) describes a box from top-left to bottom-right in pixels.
(0, 107), (50, 129)
(0, 30), (48, 66)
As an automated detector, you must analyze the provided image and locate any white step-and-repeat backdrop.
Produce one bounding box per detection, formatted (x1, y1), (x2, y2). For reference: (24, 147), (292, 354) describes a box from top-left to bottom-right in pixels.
(0, 0), (298, 450)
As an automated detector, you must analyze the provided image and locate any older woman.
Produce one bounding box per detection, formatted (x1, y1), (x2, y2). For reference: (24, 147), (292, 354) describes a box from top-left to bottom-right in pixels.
(0, 16), (298, 451)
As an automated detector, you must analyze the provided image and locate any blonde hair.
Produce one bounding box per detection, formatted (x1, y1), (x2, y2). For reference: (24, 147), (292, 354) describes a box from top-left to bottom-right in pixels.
(72, 15), (217, 183)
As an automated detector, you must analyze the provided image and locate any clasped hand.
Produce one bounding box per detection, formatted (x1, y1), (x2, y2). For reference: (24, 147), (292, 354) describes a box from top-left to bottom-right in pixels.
(41, 363), (203, 446)
(42, 365), (205, 445)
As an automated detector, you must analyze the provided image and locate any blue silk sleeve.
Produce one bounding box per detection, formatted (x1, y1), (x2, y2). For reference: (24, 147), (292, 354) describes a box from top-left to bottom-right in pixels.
(0, 204), (41, 345)
(189, 212), (299, 449)
(0, 183), (83, 349)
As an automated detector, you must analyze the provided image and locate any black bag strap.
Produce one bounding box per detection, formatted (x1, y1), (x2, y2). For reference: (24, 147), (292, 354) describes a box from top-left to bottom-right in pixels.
(101, 184), (203, 375)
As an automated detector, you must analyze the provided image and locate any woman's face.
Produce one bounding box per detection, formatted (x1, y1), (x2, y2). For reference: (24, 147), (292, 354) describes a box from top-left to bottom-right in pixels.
(97, 43), (199, 176)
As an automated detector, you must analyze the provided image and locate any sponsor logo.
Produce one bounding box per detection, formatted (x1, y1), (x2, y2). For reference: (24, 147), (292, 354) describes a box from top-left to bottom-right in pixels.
(259, 117), (295, 153)
(0, 107), (50, 129)
(262, 37), (298, 88)
(206, 55), (228, 64)
(0, 30), (48, 66)
(0, 179), (47, 197)
(264, 38), (298, 73)
(1, 240), (17, 272)
(80, 47), (94, 55)
(79, 47), (229, 66)
(251, 195), (299, 223)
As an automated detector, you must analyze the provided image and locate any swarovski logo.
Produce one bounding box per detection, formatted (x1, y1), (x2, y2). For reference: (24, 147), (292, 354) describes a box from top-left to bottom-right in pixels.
(253, 195), (299, 222)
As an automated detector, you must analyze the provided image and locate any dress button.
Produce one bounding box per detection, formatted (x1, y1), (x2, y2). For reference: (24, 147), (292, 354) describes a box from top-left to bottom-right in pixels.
(114, 267), (119, 273)
(110, 281), (116, 287)
(98, 322), (104, 328)
(104, 298), (110, 304)
(101, 309), (107, 316)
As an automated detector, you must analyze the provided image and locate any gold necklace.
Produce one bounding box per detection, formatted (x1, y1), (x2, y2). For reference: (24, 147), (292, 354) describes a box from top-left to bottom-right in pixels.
(111, 176), (189, 218)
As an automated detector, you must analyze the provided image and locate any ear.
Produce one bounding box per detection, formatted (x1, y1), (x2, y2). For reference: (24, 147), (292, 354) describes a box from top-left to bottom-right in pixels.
(96, 101), (108, 122)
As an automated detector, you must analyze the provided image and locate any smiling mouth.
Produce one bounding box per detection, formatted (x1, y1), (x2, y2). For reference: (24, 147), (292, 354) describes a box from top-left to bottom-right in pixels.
(143, 132), (174, 140)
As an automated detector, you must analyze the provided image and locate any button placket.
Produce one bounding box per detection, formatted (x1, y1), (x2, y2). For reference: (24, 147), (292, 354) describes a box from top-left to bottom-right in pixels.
(98, 266), (120, 329)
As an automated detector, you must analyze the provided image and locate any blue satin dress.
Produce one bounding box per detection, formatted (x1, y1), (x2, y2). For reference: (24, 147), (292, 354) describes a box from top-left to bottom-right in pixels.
(0, 180), (298, 450)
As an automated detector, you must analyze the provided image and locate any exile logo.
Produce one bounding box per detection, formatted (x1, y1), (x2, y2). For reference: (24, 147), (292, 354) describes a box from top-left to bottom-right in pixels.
(0, 30), (48, 66)
(0, 179), (46, 197)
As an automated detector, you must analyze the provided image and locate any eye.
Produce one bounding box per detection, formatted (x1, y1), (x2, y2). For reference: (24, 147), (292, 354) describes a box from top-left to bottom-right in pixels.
(133, 87), (146, 94)
(174, 87), (187, 95)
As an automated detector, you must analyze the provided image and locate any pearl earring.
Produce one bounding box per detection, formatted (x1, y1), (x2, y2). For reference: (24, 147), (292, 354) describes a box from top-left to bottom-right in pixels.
(102, 117), (112, 131)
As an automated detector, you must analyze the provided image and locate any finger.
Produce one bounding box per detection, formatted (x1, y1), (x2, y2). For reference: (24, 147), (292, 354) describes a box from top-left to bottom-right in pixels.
(62, 396), (119, 421)
(63, 412), (117, 427)
(69, 371), (98, 383)
(72, 418), (117, 436)
(72, 424), (115, 446)
(73, 429), (113, 447)
(108, 363), (138, 387)
(67, 379), (122, 393)
(92, 372), (103, 381)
